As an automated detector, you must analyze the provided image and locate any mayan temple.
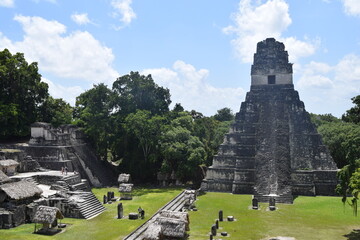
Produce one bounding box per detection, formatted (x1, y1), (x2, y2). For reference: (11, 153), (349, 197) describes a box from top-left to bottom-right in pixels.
(201, 38), (338, 203)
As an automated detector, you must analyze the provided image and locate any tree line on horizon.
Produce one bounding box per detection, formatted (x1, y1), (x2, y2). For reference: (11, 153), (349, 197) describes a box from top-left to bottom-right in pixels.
(0, 48), (234, 186)
(0, 48), (359, 207)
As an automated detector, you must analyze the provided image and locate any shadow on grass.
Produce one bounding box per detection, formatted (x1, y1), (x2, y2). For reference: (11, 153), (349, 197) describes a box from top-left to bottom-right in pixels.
(344, 229), (360, 240)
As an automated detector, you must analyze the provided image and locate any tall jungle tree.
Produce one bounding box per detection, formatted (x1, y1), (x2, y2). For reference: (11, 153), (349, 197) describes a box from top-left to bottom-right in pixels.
(342, 95), (360, 124)
(0, 49), (48, 138)
(112, 71), (171, 116)
(38, 97), (73, 127)
(74, 83), (113, 161)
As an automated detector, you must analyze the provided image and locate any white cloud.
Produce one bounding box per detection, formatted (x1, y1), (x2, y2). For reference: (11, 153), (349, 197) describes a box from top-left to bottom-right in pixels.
(223, 0), (318, 63)
(295, 55), (360, 116)
(142, 60), (245, 116)
(0, 0), (14, 7)
(282, 37), (318, 63)
(335, 54), (360, 82)
(297, 61), (333, 89)
(342, 0), (360, 16)
(111, 0), (136, 28)
(71, 13), (91, 26)
(0, 15), (118, 84)
(42, 78), (83, 106)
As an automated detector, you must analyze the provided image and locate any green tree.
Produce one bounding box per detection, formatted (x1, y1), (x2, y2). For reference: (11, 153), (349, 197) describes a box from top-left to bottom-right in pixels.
(0, 49), (48, 138)
(193, 116), (232, 166)
(124, 110), (165, 163)
(214, 107), (235, 122)
(309, 113), (340, 128)
(161, 113), (206, 183)
(74, 83), (113, 161)
(349, 167), (360, 215)
(310, 97), (360, 215)
(317, 122), (360, 168)
(342, 95), (360, 124)
(112, 71), (171, 116)
(38, 97), (73, 127)
(172, 103), (184, 112)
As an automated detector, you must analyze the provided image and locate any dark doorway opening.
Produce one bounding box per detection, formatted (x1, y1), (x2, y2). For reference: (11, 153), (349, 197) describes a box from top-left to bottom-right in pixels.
(268, 75), (276, 84)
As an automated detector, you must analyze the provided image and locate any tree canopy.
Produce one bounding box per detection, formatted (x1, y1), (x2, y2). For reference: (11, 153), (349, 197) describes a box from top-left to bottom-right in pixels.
(311, 97), (360, 215)
(112, 71), (171, 116)
(0, 49), (73, 138)
(342, 95), (360, 124)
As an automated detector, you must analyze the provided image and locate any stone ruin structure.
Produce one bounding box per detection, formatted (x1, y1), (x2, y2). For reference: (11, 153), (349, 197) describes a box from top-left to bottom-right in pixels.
(118, 173), (134, 200)
(143, 210), (189, 240)
(0, 122), (116, 229)
(202, 38), (338, 203)
(27, 122), (117, 187)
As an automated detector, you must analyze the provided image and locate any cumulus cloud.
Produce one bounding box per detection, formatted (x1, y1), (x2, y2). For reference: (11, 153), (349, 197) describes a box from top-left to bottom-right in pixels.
(0, 15), (118, 84)
(111, 0), (136, 28)
(0, 0), (14, 7)
(142, 60), (245, 116)
(335, 54), (360, 82)
(297, 61), (333, 89)
(295, 55), (360, 116)
(71, 13), (91, 25)
(342, 0), (360, 16)
(42, 78), (83, 106)
(223, 0), (318, 63)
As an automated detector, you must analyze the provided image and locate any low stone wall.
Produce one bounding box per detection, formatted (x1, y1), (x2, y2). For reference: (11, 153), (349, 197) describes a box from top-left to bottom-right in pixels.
(205, 168), (234, 181)
(37, 160), (73, 171)
(35, 174), (63, 185)
(202, 179), (233, 192)
(291, 170), (338, 196)
(232, 181), (254, 194)
(0, 205), (27, 229)
(48, 198), (82, 218)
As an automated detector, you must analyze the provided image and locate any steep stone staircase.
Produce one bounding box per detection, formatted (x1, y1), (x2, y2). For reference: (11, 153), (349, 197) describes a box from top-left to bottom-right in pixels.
(66, 144), (117, 187)
(76, 192), (106, 219)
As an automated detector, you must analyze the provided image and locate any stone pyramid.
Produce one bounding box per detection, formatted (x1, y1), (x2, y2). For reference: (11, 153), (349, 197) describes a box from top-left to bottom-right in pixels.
(201, 38), (338, 203)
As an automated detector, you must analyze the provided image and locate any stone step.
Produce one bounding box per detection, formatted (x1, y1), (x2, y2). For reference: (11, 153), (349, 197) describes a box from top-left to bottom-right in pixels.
(77, 192), (105, 219)
(81, 206), (106, 216)
(70, 182), (88, 191)
(80, 208), (105, 219)
(79, 201), (104, 210)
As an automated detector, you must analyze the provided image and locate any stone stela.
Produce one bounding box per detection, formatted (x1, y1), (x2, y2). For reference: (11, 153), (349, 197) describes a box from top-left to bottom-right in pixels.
(201, 38), (338, 204)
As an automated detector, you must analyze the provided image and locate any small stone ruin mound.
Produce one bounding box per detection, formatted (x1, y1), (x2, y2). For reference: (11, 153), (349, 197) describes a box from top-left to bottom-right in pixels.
(118, 173), (134, 200)
(143, 210), (189, 240)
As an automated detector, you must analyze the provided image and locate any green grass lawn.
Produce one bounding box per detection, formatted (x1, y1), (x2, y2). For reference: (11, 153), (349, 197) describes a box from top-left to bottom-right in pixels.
(0, 187), (182, 240)
(1, 189), (359, 240)
(188, 192), (360, 240)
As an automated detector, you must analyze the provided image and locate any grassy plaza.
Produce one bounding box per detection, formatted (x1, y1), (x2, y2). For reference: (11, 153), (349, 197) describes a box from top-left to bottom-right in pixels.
(189, 192), (359, 240)
(0, 188), (359, 240)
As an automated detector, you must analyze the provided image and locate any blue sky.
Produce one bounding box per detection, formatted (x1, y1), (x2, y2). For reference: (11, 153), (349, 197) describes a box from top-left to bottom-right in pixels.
(0, 0), (359, 117)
